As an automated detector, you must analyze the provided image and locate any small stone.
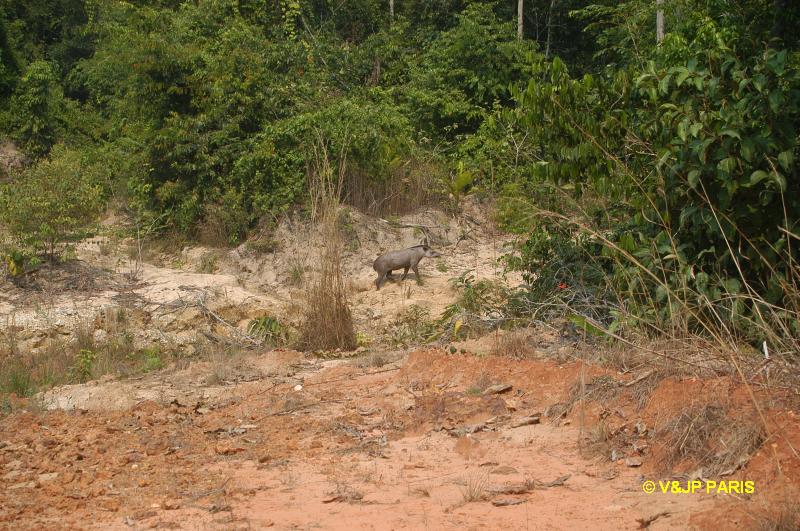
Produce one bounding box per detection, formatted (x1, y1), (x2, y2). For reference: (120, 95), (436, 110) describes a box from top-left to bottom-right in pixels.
(492, 466), (518, 475)
(2, 470), (21, 481)
(215, 443), (246, 455)
(163, 499), (181, 510)
(511, 416), (541, 428)
(100, 498), (121, 512)
(492, 498), (525, 507)
(38, 472), (59, 482)
(483, 384), (513, 395)
(624, 457), (643, 467)
(7, 481), (36, 490)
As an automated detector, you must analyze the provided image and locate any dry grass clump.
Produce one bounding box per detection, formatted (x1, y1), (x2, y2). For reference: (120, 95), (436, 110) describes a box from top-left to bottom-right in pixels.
(658, 404), (765, 476)
(547, 375), (622, 424)
(751, 500), (800, 531)
(342, 158), (444, 217)
(491, 329), (533, 359)
(296, 136), (356, 352)
(459, 471), (489, 503)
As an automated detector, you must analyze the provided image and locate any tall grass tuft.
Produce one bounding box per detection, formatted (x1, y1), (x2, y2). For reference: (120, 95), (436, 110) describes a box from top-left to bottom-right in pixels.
(297, 134), (357, 352)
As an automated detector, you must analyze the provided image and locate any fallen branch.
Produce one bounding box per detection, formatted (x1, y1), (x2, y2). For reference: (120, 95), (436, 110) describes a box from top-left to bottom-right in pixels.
(625, 369), (657, 387)
(637, 511), (671, 528)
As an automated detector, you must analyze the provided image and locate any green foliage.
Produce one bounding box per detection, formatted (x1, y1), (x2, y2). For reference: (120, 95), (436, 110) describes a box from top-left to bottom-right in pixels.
(487, 13), (800, 343)
(506, 225), (606, 299)
(0, 144), (104, 258)
(140, 347), (163, 372)
(6, 60), (65, 156)
(405, 3), (537, 140)
(69, 348), (96, 383)
(248, 315), (286, 346)
(387, 304), (437, 347)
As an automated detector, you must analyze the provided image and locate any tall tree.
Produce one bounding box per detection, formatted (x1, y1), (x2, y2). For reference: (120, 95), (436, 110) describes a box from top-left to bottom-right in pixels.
(656, 0), (664, 43)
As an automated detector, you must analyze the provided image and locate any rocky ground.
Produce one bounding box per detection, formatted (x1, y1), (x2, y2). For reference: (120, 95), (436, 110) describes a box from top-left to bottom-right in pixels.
(1, 199), (799, 530)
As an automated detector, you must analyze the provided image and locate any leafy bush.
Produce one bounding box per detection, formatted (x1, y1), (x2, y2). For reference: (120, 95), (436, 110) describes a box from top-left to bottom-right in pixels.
(481, 17), (800, 346)
(6, 60), (65, 157)
(0, 144), (104, 259)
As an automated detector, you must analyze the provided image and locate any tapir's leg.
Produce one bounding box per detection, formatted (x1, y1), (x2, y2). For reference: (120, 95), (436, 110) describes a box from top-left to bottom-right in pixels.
(412, 263), (421, 283)
(376, 271), (388, 290)
(400, 266), (410, 281)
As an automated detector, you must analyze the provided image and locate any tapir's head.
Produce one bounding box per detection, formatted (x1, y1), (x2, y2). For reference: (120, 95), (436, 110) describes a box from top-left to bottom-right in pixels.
(421, 245), (442, 258)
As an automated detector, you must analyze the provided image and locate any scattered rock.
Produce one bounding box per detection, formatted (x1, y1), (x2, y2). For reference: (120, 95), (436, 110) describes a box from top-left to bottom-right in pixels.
(490, 481), (536, 495)
(483, 384), (512, 395)
(37, 472), (59, 482)
(2, 470), (21, 481)
(538, 475), (570, 488)
(7, 481), (37, 490)
(492, 498), (525, 507)
(511, 416), (541, 428)
(99, 498), (121, 512)
(215, 443), (246, 455)
(492, 466), (518, 475)
(163, 499), (181, 510)
(625, 457), (643, 468)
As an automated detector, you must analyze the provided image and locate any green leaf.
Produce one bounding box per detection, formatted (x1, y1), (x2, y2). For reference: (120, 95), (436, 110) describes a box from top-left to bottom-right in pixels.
(687, 170), (700, 188)
(740, 138), (755, 162)
(717, 157), (737, 173)
(778, 150), (794, 172)
(721, 278), (741, 295)
(750, 170), (768, 186)
(773, 171), (787, 191)
(675, 68), (690, 87)
(567, 314), (607, 338)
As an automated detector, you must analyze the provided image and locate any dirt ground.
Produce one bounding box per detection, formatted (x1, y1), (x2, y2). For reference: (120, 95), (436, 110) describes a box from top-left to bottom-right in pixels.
(3, 347), (798, 530)
(2, 199), (799, 530)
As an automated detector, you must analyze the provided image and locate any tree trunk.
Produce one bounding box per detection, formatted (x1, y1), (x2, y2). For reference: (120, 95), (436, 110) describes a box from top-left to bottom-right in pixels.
(517, 0), (523, 40)
(390, 0), (394, 23)
(656, 0), (664, 44)
(545, 0), (555, 58)
(772, 0), (788, 42)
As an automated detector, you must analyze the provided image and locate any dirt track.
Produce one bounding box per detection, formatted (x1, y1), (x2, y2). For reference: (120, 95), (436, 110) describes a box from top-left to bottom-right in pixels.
(2, 349), (730, 531)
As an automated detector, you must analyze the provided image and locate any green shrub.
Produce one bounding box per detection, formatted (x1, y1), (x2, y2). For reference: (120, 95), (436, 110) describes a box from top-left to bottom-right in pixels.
(69, 349), (96, 383)
(247, 315), (286, 346)
(0, 144), (104, 259)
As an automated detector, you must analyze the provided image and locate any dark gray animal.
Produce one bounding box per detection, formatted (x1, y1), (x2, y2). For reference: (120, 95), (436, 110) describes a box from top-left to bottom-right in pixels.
(373, 245), (442, 290)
